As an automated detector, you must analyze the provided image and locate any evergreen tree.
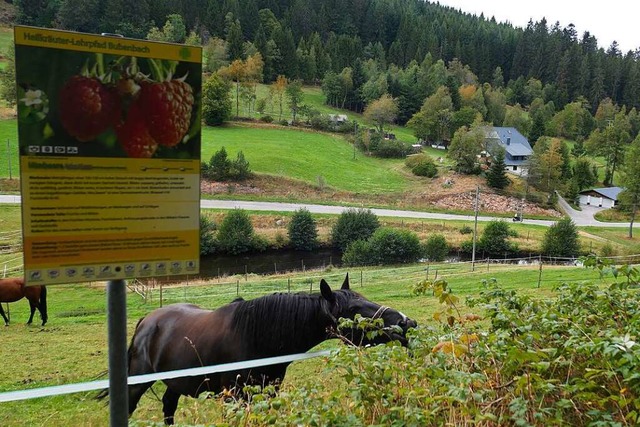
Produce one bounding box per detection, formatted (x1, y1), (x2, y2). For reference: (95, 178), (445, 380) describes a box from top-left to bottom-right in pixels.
(226, 17), (245, 60)
(217, 209), (259, 255)
(288, 208), (319, 251)
(208, 147), (231, 181)
(486, 149), (510, 189)
(202, 74), (232, 126)
(542, 217), (580, 257)
(286, 79), (304, 122)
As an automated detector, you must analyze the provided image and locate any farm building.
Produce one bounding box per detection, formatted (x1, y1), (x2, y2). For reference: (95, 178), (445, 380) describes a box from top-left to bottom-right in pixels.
(484, 127), (533, 175)
(578, 187), (623, 208)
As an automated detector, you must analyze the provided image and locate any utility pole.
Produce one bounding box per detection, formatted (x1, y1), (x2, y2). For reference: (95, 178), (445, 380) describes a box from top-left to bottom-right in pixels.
(6, 139), (11, 180)
(471, 186), (479, 271)
(353, 121), (358, 160)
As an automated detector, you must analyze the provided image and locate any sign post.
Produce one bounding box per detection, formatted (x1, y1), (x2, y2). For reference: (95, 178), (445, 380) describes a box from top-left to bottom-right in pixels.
(107, 279), (128, 426)
(14, 26), (202, 424)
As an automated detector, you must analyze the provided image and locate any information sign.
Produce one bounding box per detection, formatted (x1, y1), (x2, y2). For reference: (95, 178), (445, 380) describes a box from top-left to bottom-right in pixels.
(14, 26), (202, 285)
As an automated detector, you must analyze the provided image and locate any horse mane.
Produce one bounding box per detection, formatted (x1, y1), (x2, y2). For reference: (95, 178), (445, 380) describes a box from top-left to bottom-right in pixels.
(230, 292), (336, 354)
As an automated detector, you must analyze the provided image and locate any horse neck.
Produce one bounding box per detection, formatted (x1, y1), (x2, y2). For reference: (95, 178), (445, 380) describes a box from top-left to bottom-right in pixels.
(232, 294), (335, 355)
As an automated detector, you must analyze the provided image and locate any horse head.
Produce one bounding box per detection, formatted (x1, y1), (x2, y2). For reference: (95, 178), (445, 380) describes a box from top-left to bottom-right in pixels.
(320, 273), (417, 347)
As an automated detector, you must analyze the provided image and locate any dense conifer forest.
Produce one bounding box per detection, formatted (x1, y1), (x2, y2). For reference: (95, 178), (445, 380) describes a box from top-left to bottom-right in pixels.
(13, 0), (639, 117)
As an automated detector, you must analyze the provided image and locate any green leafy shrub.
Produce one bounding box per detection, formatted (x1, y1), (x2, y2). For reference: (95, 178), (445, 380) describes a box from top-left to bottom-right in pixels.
(199, 214), (217, 256)
(374, 139), (411, 158)
(542, 217), (580, 257)
(331, 208), (380, 251)
(216, 209), (264, 255)
(288, 208), (319, 251)
(259, 115), (273, 123)
(422, 234), (449, 261)
(343, 228), (421, 266)
(406, 154), (438, 177)
(202, 147), (252, 181)
(477, 220), (517, 256)
(459, 225), (473, 234)
(366, 227), (421, 264)
(202, 73), (232, 126)
(341, 240), (372, 266)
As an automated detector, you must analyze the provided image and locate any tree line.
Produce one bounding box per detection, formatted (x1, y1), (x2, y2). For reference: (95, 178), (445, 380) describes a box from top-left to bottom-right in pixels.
(13, 0), (640, 114)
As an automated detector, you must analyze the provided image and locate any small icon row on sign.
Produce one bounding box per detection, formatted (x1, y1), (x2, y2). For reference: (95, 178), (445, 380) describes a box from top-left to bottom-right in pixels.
(28, 261), (197, 282)
(28, 145), (78, 154)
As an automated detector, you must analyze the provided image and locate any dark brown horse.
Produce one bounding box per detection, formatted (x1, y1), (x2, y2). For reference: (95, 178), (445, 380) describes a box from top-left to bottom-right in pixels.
(0, 277), (48, 326)
(100, 274), (416, 425)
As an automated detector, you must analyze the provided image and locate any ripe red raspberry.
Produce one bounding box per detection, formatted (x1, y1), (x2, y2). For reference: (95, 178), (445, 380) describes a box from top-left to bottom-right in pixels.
(59, 75), (121, 142)
(138, 80), (194, 147)
(116, 102), (158, 158)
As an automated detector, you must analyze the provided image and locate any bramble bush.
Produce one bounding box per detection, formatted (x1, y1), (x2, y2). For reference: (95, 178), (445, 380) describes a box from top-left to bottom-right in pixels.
(216, 256), (640, 426)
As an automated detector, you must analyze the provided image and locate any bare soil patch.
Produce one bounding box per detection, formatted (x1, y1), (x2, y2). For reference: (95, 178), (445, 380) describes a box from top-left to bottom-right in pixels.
(202, 171), (561, 218)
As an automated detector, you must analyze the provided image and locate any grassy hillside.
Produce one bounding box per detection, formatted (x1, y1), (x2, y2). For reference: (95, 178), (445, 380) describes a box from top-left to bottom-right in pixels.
(202, 123), (415, 193)
(231, 83), (418, 142)
(0, 118), (418, 194)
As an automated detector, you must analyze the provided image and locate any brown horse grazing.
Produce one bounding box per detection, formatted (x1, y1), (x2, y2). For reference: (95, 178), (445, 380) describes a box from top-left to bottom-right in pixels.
(0, 277), (48, 326)
(99, 274), (417, 425)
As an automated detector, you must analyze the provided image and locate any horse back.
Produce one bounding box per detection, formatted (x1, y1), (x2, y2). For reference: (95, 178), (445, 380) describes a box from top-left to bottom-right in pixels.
(0, 277), (27, 303)
(130, 303), (245, 396)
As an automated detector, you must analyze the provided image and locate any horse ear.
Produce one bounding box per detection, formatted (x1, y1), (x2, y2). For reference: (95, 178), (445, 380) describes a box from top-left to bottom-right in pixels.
(341, 273), (350, 290)
(320, 279), (335, 303)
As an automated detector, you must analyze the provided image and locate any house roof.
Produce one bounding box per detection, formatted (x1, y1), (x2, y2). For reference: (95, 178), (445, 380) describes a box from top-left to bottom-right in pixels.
(581, 187), (624, 201)
(485, 127), (533, 157)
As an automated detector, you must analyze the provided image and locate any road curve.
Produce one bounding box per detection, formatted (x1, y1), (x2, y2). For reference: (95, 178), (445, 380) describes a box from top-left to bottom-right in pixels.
(1, 194), (636, 228)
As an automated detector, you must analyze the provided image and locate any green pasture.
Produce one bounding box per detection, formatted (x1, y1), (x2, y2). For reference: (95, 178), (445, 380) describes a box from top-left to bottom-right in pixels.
(0, 119), (17, 178)
(202, 123), (415, 193)
(0, 262), (605, 426)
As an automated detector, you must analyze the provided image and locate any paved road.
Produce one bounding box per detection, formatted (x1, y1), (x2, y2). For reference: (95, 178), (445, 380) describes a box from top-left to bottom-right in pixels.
(2, 194), (636, 228)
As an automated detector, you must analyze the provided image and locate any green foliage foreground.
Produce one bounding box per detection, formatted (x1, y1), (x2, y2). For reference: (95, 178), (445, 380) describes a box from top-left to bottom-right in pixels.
(0, 261), (635, 426)
(223, 261), (640, 426)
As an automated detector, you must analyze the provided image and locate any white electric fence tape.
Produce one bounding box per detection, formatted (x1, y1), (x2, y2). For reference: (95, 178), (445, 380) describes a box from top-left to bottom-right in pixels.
(0, 349), (332, 403)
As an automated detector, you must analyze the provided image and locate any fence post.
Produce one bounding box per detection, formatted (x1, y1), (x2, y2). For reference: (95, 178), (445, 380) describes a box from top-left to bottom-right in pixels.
(160, 283), (163, 307)
(274, 262), (277, 275)
(426, 263), (430, 280)
(245, 265), (248, 281)
(360, 270), (363, 287)
(486, 258), (489, 271)
(288, 278), (291, 293)
(237, 280), (240, 296)
(537, 255), (543, 288)
(434, 269), (438, 280)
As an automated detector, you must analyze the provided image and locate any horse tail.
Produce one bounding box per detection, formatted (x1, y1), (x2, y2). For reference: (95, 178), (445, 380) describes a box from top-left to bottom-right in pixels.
(96, 316), (146, 401)
(40, 286), (48, 324)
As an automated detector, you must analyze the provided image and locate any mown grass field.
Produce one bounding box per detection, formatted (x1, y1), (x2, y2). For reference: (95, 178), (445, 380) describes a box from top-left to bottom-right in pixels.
(0, 262), (605, 426)
(202, 123), (415, 193)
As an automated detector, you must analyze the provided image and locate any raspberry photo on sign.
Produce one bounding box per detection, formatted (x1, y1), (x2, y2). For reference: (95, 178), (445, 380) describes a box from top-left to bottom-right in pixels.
(15, 27), (202, 286)
(15, 32), (202, 160)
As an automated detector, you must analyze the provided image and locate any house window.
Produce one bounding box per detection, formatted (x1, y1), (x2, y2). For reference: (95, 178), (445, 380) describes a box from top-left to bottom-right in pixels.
(513, 166), (517, 171)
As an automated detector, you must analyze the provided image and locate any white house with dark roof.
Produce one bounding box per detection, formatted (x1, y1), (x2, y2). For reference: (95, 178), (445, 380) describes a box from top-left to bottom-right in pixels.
(579, 187), (623, 208)
(484, 127), (533, 175)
